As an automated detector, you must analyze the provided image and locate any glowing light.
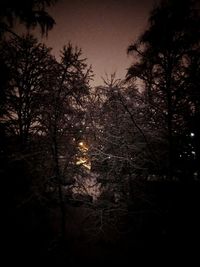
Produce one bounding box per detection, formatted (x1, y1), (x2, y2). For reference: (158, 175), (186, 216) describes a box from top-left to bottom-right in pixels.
(83, 163), (91, 170)
(190, 132), (195, 137)
(76, 141), (91, 170)
(78, 141), (89, 152)
(76, 158), (91, 170)
(76, 158), (86, 165)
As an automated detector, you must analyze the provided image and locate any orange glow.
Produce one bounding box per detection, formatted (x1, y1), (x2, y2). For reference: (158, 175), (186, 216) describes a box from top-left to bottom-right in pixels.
(78, 141), (89, 152)
(76, 141), (91, 170)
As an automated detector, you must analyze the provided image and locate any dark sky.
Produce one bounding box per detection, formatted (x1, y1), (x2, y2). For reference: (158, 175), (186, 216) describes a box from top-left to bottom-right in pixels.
(42, 0), (156, 86)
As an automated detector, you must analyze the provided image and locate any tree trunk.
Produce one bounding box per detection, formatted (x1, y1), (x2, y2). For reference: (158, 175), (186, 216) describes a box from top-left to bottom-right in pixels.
(53, 131), (66, 240)
(166, 60), (173, 180)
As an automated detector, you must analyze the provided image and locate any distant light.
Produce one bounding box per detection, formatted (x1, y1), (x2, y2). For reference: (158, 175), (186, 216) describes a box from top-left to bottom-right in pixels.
(192, 151), (196, 155)
(190, 132), (195, 137)
(76, 158), (91, 170)
(76, 159), (84, 165)
(78, 141), (88, 151)
(83, 162), (91, 170)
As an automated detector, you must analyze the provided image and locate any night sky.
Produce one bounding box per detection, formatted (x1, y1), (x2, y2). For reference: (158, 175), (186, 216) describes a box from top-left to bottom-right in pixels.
(41, 0), (156, 86)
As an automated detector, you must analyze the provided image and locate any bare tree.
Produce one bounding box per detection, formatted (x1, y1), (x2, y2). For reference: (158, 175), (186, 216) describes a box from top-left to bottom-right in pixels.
(0, 34), (53, 150)
(39, 43), (93, 239)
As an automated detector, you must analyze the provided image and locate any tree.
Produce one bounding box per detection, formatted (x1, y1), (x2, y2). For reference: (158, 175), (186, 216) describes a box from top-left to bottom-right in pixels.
(0, 0), (57, 154)
(0, 36), (56, 242)
(127, 0), (200, 180)
(39, 43), (93, 238)
(86, 74), (157, 204)
(0, 0), (56, 38)
(0, 34), (94, 261)
(0, 34), (53, 150)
